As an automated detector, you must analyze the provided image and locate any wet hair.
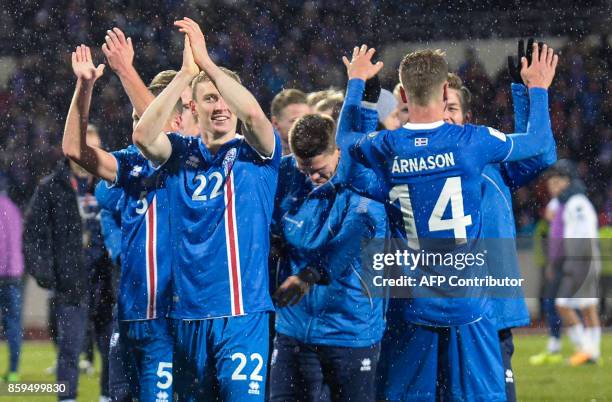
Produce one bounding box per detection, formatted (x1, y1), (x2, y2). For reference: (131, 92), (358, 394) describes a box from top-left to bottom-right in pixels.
(313, 92), (344, 122)
(270, 89), (308, 118)
(191, 67), (241, 101)
(399, 49), (448, 106)
(306, 88), (339, 108)
(147, 70), (181, 115)
(288, 114), (336, 159)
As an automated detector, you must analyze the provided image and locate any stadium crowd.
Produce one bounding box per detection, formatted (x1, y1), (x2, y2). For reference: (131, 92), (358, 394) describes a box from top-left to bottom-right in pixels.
(0, 1), (610, 231)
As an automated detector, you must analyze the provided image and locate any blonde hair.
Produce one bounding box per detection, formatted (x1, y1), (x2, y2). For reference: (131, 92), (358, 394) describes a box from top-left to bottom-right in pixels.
(191, 67), (241, 101)
(271, 89), (307, 118)
(399, 49), (448, 106)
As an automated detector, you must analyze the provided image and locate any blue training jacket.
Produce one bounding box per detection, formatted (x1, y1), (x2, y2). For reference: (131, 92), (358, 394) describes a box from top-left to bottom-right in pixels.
(271, 98), (387, 347)
(484, 83), (557, 330)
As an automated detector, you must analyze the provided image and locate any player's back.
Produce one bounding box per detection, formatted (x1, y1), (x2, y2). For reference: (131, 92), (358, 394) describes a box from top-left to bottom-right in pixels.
(354, 121), (513, 325)
(373, 121), (506, 246)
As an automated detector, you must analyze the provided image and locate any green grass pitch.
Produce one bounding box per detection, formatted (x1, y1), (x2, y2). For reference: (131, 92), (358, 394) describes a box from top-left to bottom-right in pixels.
(0, 333), (610, 401)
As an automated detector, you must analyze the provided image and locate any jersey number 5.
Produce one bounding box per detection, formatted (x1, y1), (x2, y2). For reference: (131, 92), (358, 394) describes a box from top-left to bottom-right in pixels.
(389, 176), (472, 248)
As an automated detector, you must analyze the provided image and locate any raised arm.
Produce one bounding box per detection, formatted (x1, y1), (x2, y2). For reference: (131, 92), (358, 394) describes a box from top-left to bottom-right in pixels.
(501, 39), (557, 187)
(175, 17), (275, 156)
(102, 27), (176, 133)
(337, 45), (384, 145)
(500, 42), (558, 162)
(102, 28), (151, 117)
(502, 82), (557, 188)
(132, 36), (199, 165)
(62, 45), (117, 182)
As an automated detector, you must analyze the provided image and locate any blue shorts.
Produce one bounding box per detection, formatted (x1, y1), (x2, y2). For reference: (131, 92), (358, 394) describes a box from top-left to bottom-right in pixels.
(376, 314), (505, 402)
(172, 312), (270, 402)
(118, 317), (174, 402)
(109, 307), (132, 402)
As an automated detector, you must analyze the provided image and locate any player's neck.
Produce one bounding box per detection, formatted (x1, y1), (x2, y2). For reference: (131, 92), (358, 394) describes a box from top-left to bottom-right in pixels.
(200, 130), (237, 154)
(406, 103), (445, 124)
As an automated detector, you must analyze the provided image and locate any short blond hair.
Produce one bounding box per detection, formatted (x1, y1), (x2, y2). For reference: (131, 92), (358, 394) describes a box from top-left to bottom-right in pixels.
(313, 92), (344, 122)
(149, 70), (177, 88)
(270, 89), (307, 118)
(399, 49), (448, 106)
(191, 67), (241, 101)
(147, 70), (181, 115)
(306, 88), (338, 108)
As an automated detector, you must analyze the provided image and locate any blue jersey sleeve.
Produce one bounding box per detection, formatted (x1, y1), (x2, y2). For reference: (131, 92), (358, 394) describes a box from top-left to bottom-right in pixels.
(242, 129), (283, 170)
(501, 84), (557, 189)
(110, 147), (142, 189)
(511, 83), (529, 132)
(336, 79), (385, 201)
(474, 87), (553, 164)
(502, 87), (554, 162)
(164, 133), (191, 172)
(337, 78), (366, 149)
(94, 180), (123, 212)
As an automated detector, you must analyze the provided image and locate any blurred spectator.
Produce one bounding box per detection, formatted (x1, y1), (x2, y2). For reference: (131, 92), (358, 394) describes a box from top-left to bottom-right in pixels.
(23, 125), (113, 401)
(0, 1), (609, 235)
(0, 171), (24, 382)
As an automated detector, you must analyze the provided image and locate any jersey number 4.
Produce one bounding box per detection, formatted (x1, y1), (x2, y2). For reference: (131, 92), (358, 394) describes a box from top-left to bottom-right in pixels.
(389, 176), (472, 248)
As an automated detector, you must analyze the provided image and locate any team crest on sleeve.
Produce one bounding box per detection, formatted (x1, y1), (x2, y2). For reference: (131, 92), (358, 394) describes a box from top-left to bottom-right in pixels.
(487, 127), (507, 142)
(223, 147), (237, 175)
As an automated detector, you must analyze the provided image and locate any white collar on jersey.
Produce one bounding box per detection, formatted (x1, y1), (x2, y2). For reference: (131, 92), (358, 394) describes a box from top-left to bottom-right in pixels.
(403, 120), (445, 130)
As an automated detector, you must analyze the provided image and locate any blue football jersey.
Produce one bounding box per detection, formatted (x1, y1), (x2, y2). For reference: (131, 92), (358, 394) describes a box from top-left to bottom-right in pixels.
(352, 122), (513, 325)
(111, 145), (172, 321)
(164, 133), (281, 319)
(353, 122), (513, 244)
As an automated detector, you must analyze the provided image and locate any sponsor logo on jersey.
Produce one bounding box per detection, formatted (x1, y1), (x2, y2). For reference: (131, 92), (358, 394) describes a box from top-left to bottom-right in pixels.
(156, 390), (169, 402)
(360, 358), (372, 372)
(248, 381), (261, 395)
(505, 369), (514, 383)
(187, 155), (200, 168)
